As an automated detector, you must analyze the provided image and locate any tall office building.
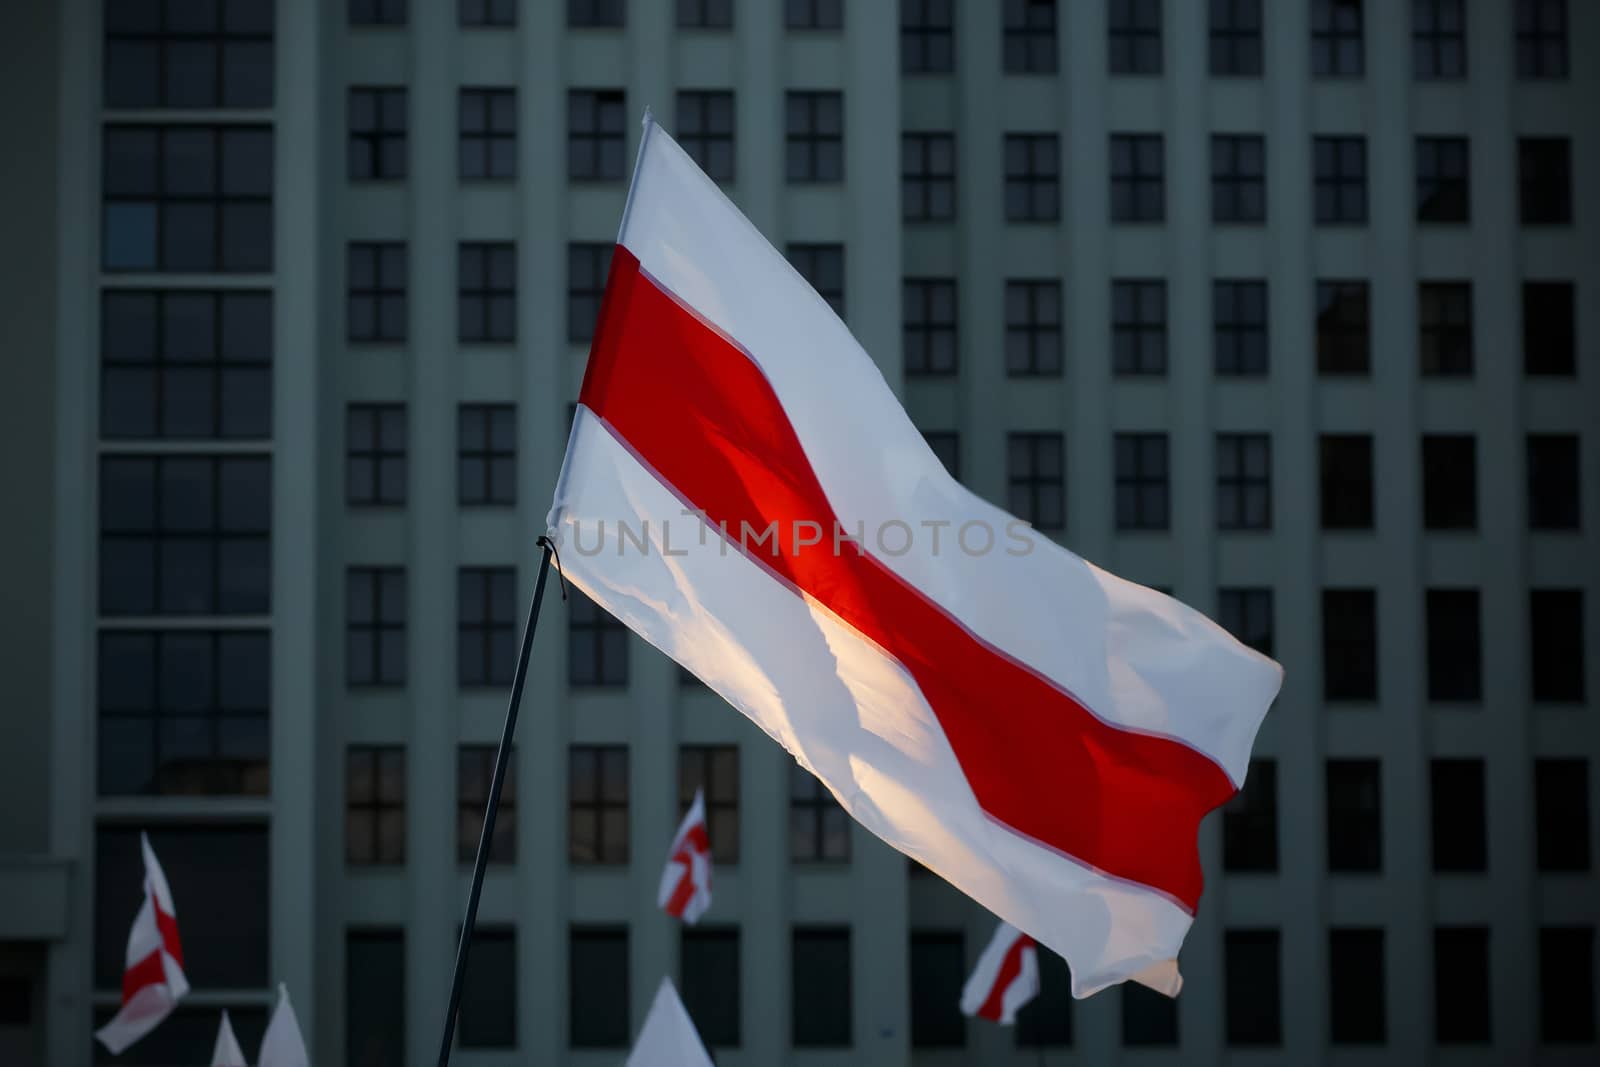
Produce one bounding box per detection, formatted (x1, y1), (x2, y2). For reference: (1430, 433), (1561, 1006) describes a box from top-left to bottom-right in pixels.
(0, 0), (1595, 1063)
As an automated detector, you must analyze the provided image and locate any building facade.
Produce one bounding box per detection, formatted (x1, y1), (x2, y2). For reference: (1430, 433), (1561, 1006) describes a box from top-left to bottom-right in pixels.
(0, 0), (1596, 1064)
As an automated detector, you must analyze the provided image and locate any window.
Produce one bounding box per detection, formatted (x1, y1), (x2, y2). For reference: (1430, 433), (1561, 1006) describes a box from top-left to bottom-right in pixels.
(1435, 928), (1490, 1043)
(1323, 590), (1377, 701)
(1008, 433), (1065, 532)
(570, 928), (629, 1048)
(1416, 136), (1469, 222)
(458, 88), (516, 180)
(1421, 435), (1476, 530)
(1540, 927), (1594, 1041)
(567, 243), (612, 344)
(568, 0), (624, 27)
(1516, 0), (1569, 79)
(1527, 434), (1579, 530)
(786, 0), (841, 29)
(347, 242), (406, 343)
(457, 744), (516, 863)
(457, 566), (516, 688)
(1004, 134), (1059, 221)
(910, 932), (965, 1048)
(458, 927), (515, 1048)
(1219, 588), (1274, 657)
(568, 89), (626, 180)
(1212, 134), (1265, 223)
(1114, 433), (1168, 531)
(1531, 589), (1585, 702)
(790, 765), (850, 862)
(1329, 928), (1386, 1043)
(1419, 281), (1472, 375)
(350, 0), (406, 25)
(1316, 280), (1370, 375)
(103, 124), (273, 272)
(787, 243), (845, 317)
(569, 744), (629, 865)
(1224, 759), (1277, 871)
(786, 91), (843, 183)
(678, 0), (732, 29)
(1005, 280), (1062, 376)
(902, 132), (955, 222)
(1312, 0), (1364, 76)
(96, 629), (269, 796)
(1314, 136), (1367, 223)
(1214, 280), (1268, 375)
(1225, 930), (1281, 1046)
(104, 0), (274, 108)
(347, 567), (405, 687)
(793, 928), (851, 1046)
(680, 745), (739, 863)
(1210, 0), (1262, 76)
(1524, 281), (1575, 376)
(346, 745), (404, 865)
(676, 91), (734, 182)
(347, 930), (405, 1067)
(1327, 759), (1381, 871)
(904, 279), (957, 377)
(99, 454), (270, 616)
(348, 87), (406, 180)
(1537, 759), (1591, 871)
(1112, 279), (1166, 375)
(100, 289), (272, 439)
(1520, 138), (1571, 224)
(902, 0), (954, 73)
(95, 826), (268, 989)
(1016, 948), (1072, 1046)
(1413, 0), (1466, 78)
(1003, 0), (1058, 73)
(924, 431), (960, 479)
(346, 403), (406, 507)
(1216, 436), (1271, 532)
(569, 589), (628, 686)
(458, 404), (516, 507)
(1108, 0), (1162, 74)
(460, 0), (516, 27)
(1110, 134), (1164, 222)
(1320, 434), (1373, 529)
(458, 241), (516, 343)
(1123, 984), (1178, 1045)
(1430, 759), (1485, 871)
(681, 928), (740, 1046)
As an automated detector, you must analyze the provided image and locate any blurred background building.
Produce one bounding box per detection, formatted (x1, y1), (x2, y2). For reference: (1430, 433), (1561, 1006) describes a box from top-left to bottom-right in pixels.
(0, 0), (1595, 1064)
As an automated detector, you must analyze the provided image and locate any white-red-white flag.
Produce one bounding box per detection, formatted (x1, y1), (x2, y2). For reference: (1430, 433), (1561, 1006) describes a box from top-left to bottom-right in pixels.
(657, 788), (712, 924)
(210, 1009), (247, 1066)
(95, 832), (189, 1054)
(548, 115), (1282, 996)
(257, 983), (310, 1067)
(961, 923), (1040, 1025)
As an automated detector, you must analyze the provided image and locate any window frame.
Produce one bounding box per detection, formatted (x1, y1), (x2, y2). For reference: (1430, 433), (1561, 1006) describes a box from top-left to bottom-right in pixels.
(570, 744), (630, 865)
(346, 744), (405, 865)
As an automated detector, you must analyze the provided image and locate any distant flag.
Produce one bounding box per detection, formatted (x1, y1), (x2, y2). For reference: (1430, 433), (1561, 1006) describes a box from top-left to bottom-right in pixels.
(657, 788), (712, 924)
(210, 1010), (247, 1067)
(960, 923), (1040, 1025)
(257, 984), (310, 1067)
(95, 833), (189, 1054)
(625, 977), (715, 1067)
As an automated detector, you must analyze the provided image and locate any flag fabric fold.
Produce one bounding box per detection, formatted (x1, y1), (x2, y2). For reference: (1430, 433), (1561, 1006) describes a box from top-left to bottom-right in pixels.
(657, 787), (712, 924)
(961, 923), (1040, 1025)
(257, 984), (310, 1067)
(210, 1009), (247, 1066)
(625, 977), (715, 1067)
(95, 832), (189, 1054)
(548, 115), (1283, 997)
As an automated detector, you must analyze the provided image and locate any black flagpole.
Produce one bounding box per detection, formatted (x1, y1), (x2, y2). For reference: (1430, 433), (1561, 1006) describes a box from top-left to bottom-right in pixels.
(436, 539), (558, 1066)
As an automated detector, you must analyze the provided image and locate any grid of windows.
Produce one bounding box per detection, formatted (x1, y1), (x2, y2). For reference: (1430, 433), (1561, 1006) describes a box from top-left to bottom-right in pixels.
(1004, 134), (1059, 222)
(1416, 136), (1469, 222)
(1114, 433), (1169, 531)
(104, 0), (274, 109)
(1112, 279), (1166, 375)
(567, 242), (612, 344)
(923, 431), (960, 480)
(904, 278), (957, 377)
(1330, 928), (1387, 1043)
(346, 567), (406, 687)
(1527, 433), (1580, 530)
(457, 927), (516, 1048)
(1007, 432), (1065, 532)
(1413, 0), (1466, 79)
(1315, 136), (1367, 224)
(350, 0), (406, 26)
(1220, 587), (1275, 658)
(1223, 758), (1277, 871)
(568, 89), (626, 180)
(1531, 589), (1585, 702)
(1213, 134), (1264, 223)
(1108, 0), (1162, 75)
(1214, 280), (1268, 375)
(1519, 137), (1571, 224)
(458, 404), (516, 507)
(1217, 435), (1271, 531)
(790, 764), (850, 862)
(1516, 0), (1569, 79)
(1535, 759), (1591, 871)
(910, 932), (965, 1048)
(1431, 759), (1486, 871)
(681, 928), (741, 1047)
(1420, 281), (1473, 375)
(1323, 589), (1378, 701)
(458, 241), (516, 343)
(570, 744), (629, 864)
(571, 927), (630, 1048)
(680, 745), (739, 863)
(101, 289), (272, 439)
(1225, 930), (1282, 1046)
(1316, 280), (1370, 375)
(787, 243), (845, 318)
(792, 927), (852, 1046)
(457, 744), (516, 864)
(457, 566), (516, 688)
(786, 0), (841, 30)
(1110, 134), (1164, 222)
(902, 132), (955, 222)
(1524, 281), (1575, 375)
(347, 87), (406, 180)
(1312, 0), (1365, 77)
(1540, 927), (1595, 1042)
(1004, 279), (1062, 376)
(1209, 0), (1262, 76)
(1327, 760), (1382, 871)
(1435, 928), (1491, 1043)
(678, 0), (732, 30)
(1016, 949), (1073, 1046)
(460, 0), (516, 27)
(676, 90), (734, 182)
(346, 745), (404, 865)
(1123, 984), (1178, 1045)
(347, 930), (405, 1065)
(1003, 0), (1058, 74)
(1320, 434), (1374, 529)
(346, 403), (406, 507)
(569, 589), (629, 686)
(786, 91), (843, 183)
(458, 88), (516, 180)
(569, 0), (624, 28)
(902, 0), (954, 74)
(1422, 435), (1476, 529)
(347, 242), (406, 343)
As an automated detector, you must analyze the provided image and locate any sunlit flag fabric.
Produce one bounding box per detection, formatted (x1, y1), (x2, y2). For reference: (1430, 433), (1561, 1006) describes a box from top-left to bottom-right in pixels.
(961, 922), (1041, 1025)
(547, 115), (1284, 996)
(95, 832), (189, 1054)
(210, 1010), (247, 1067)
(257, 984), (310, 1067)
(657, 787), (712, 924)
(625, 977), (715, 1067)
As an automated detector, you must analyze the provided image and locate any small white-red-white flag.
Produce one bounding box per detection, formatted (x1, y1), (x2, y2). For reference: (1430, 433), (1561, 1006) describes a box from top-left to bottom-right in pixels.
(960, 923), (1040, 1025)
(657, 788), (712, 924)
(210, 1009), (247, 1066)
(95, 832), (189, 1054)
(257, 984), (310, 1067)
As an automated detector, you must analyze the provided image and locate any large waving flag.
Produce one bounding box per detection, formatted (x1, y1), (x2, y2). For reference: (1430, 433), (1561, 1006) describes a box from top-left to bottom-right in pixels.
(657, 787), (712, 924)
(548, 115), (1283, 996)
(95, 833), (189, 1054)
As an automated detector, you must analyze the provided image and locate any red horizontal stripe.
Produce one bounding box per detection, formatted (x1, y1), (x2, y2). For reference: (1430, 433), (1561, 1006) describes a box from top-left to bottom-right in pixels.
(581, 246), (1234, 911)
